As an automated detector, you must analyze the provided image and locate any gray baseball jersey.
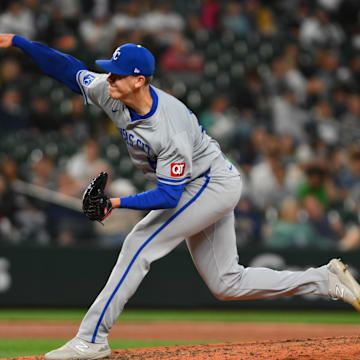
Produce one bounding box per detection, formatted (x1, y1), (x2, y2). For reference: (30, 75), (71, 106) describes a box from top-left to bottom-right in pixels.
(75, 70), (329, 344)
(76, 70), (227, 184)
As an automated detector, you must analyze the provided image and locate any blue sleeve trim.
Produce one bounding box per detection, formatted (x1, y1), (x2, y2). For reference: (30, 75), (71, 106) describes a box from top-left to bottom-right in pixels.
(120, 182), (185, 210)
(12, 35), (87, 94)
(157, 176), (191, 183)
(76, 70), (89, 105)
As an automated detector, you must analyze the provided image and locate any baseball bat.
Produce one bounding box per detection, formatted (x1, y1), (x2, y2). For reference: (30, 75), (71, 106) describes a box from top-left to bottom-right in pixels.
(11, 179), (82, 212)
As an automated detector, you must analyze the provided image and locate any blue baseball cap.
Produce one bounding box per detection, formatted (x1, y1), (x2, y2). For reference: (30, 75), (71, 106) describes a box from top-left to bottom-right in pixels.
(96, 43), (155, 77)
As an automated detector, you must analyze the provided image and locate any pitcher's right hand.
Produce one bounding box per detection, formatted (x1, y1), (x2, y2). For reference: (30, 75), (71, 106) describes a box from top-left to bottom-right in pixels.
(0, 34), (15, 48)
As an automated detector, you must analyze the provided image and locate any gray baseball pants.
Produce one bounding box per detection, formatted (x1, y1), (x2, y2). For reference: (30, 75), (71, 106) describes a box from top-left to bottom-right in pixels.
(77, 159), (329, 344)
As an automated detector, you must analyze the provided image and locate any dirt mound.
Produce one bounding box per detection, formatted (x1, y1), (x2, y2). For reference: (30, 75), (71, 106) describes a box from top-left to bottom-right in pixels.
(2, 321), (360, 359)
(6, 336), (360, 360)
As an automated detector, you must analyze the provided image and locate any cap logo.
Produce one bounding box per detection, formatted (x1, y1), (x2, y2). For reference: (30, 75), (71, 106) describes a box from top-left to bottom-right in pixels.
(134, 67), (140, 74)
(112, 48), (121, 61)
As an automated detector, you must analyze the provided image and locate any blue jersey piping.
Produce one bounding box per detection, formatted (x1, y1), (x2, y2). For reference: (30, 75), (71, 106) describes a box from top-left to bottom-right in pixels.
(76, 70), (89, 105)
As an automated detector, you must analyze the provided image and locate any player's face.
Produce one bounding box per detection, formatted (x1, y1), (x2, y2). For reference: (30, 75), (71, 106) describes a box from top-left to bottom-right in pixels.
(107, 73), (143, 100)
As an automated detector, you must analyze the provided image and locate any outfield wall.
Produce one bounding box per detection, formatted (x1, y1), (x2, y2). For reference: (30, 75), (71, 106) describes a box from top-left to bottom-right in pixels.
(0, 245), (358, 309)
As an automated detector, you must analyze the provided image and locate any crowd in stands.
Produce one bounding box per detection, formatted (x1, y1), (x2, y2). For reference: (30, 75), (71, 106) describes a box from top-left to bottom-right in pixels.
(0, 0), (360, 251)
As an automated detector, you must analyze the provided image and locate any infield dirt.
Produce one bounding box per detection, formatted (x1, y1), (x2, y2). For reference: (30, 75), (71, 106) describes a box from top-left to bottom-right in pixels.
(1, 321), (360, 359)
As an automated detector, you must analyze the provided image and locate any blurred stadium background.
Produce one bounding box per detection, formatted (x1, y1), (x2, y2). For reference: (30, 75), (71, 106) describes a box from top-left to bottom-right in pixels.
(0, 0), (360, 310)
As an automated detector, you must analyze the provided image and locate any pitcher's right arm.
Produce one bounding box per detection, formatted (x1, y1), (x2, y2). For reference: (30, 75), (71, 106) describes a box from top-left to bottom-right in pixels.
(0, 34), (87, 93)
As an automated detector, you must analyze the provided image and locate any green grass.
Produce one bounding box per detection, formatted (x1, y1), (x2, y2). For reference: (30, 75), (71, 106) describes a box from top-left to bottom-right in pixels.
(0, 338), (206, 358)
(0, 308), (360, 324)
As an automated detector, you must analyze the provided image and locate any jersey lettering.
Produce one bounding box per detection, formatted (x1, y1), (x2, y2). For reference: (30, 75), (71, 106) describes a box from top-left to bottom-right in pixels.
(129, 133), (134, 147)
(118, 128), (151, 155)
(171, 163), (185, 177)
(136, 138), (143, 149)
(144, 144), (150, 155)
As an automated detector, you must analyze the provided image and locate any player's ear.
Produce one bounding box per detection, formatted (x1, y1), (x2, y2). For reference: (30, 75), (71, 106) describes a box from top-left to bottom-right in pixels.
(134, 75), (146, 89)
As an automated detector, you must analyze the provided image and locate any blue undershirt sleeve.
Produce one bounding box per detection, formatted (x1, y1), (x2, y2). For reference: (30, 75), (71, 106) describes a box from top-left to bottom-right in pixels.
(12, 35), (87, 94)
(120, 181), (185, 210)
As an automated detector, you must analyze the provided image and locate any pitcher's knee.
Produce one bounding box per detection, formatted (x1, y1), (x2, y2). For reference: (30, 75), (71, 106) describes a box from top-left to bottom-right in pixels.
(208, 269), (246, 301)
(209, 283), (239, 301)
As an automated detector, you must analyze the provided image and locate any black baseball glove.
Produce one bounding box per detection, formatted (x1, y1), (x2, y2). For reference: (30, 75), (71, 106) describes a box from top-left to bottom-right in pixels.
(82, 171), (112, 223)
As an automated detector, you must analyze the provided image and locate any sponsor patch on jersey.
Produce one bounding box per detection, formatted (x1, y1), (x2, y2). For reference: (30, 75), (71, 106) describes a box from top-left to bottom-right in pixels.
(171, 163), (186, 177)
(82, 73), (96, 87)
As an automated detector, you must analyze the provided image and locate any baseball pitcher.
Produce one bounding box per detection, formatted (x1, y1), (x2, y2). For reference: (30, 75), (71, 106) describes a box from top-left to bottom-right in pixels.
(0, 33), (359, 360)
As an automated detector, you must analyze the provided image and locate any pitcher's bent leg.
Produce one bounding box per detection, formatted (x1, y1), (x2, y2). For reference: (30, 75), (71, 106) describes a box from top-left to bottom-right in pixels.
(187, 211), (329, 302)
(220, 265), (329, 300)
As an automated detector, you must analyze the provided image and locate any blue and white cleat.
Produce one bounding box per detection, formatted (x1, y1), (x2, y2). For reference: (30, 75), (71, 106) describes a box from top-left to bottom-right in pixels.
(44, 337), (111, 360)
